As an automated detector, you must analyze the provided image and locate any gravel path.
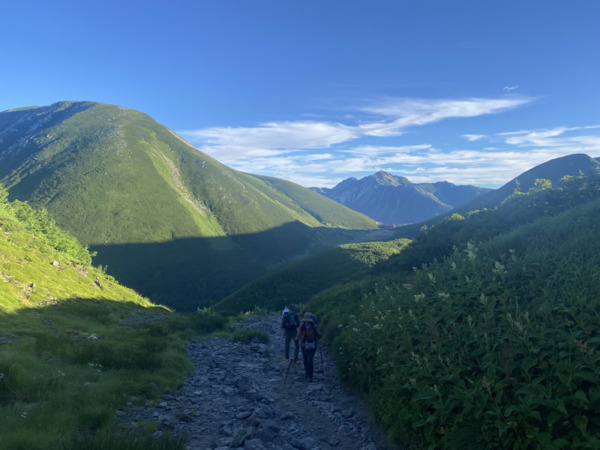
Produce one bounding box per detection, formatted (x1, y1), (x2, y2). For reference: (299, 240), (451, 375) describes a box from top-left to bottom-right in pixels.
(119, 314), (400, 450)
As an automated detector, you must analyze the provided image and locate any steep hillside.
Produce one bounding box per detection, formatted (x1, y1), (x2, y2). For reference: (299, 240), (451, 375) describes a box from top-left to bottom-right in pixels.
(0, 101), (375, 242)
(0, 187), (198, 449)
(306, 172), (600, 448)
(456, 153), (600, 213)
(312, 170), (490, 224)
(0, 101), (376, 309)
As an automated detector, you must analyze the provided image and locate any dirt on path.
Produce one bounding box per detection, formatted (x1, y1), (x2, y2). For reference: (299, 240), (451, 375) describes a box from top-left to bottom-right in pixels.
(120, 314), (401, 450)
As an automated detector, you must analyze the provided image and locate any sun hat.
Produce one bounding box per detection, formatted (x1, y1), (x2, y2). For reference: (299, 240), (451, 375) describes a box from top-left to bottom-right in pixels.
(302, 312), (314, 323)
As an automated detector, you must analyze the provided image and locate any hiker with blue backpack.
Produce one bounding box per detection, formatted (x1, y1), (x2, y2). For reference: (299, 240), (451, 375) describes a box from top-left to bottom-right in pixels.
(281, 304), (301, 363)
(296, 312), (322, 382)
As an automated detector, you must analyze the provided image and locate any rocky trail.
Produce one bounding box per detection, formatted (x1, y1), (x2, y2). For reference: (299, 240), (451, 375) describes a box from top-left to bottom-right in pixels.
(119, 314), (400, 450)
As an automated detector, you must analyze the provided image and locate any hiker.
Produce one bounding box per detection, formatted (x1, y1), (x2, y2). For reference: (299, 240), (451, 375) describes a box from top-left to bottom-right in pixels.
(296, 312), (321, 382)
(281, 304), (300, 363)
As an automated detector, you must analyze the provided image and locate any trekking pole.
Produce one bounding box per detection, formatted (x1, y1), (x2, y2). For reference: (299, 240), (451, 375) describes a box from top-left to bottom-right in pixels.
(284, 356), (293, 384)
(319, 344), (324, 376)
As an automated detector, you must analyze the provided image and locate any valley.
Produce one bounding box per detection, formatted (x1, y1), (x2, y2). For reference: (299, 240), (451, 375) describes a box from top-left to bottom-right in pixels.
(2, 101), (600, 448)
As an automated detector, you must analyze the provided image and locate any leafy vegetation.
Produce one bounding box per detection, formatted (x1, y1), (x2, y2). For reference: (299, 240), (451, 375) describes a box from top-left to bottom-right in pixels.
(308, 173), (600, 448)
(0, 188), (235, 449)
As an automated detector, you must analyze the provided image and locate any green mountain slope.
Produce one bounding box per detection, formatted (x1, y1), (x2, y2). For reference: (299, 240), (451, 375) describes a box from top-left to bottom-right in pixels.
(0, 101), (375, 242)
(0, 101), (376, 309)
(456, 153), (600, 213)
(0, 187), (197, 449)
(304, 172), (600, 448)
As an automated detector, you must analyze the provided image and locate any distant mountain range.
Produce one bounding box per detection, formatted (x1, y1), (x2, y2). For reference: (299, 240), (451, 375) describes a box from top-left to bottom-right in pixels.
(0, 101), (376, 310)
(312, 171), (491, 224)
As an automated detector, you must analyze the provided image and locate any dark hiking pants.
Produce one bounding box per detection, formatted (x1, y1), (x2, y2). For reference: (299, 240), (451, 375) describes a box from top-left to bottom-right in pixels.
(303, 346), (317, 380)
(285, 329), (299, 360)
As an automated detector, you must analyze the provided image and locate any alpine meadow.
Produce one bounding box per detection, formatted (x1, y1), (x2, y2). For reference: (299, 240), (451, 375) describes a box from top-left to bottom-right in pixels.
(2, 99), (600, 448)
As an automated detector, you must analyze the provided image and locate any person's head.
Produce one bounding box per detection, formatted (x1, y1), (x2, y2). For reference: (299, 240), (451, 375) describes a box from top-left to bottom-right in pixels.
(288, 304), (296, 312)
(302, 312), (314, 323)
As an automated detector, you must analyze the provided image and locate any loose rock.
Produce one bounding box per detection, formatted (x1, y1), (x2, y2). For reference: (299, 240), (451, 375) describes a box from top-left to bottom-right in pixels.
(119, 314), (399, 449)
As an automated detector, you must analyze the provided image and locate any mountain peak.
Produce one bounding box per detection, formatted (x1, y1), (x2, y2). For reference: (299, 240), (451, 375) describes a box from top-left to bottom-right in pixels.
(367, 170), (410, 186)
(314, 171), (491, 224)
(372, 170), (410, 186)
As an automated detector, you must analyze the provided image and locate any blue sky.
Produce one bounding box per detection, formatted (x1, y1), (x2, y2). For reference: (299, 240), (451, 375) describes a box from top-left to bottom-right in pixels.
(2, 1), (599, 188)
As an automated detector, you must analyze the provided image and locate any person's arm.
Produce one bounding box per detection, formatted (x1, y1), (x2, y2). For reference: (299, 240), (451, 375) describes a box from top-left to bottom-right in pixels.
(296, 325), (303, 342)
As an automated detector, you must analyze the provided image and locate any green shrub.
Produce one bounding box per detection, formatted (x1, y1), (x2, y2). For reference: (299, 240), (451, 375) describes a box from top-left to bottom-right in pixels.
(309, 176), (600, 448)
(9, 200), (93, 264)
(231, 329), (269, 344)
(189, 308), (227, 334)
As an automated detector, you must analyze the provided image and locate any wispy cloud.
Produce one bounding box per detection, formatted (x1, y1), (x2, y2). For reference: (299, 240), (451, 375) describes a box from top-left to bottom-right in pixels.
(503, 85), (519, 92)
(176, 95), (591, 188)
(461, 134), (486, 142)
(181, 121), (357, 159)
(358, 97), (530, 129)
(179, 96), (532, 163)
(499, 125), (600, 147)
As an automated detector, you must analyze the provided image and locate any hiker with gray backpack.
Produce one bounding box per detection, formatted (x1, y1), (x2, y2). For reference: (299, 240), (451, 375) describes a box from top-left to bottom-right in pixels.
(281, 304), (301, 363)
(296, 312), (321, 382)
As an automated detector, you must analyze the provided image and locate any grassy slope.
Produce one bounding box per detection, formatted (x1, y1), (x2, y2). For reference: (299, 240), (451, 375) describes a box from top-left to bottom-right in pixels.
(0, 192), (196, 449)
(250, 175), (377, 229)
(0, 101), (376, 243)
(307, 173), (600, 448)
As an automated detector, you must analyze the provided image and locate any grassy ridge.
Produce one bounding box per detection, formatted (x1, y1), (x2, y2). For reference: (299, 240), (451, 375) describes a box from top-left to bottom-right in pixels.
(308, 173), (600, 448)
(0, 101), (376, 242)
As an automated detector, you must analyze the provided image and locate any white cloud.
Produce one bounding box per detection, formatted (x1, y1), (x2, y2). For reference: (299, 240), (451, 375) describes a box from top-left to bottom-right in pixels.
(176, 95), (575, 188)
(179, 96), (533, 161)
(500, 125), (600, 147)
(358, 97), (531, 129)
(181, 121), (357, 154)
(341, 144), (432, 156)
(503, 85), (519, 92)
(461, 134), (486, 142)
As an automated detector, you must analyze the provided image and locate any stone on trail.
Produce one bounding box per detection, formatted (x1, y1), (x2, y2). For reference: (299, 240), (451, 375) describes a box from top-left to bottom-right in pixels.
(117, 314), (398, 450)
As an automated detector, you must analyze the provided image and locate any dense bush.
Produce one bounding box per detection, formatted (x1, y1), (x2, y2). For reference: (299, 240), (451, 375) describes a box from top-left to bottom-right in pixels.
(311, 175), (600, 448)
(189, 307), (228, 333)
(8, 199), (93, 264)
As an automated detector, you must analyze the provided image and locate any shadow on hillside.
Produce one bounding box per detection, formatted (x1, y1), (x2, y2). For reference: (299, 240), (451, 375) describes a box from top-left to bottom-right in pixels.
(0, 297), (172, 338)
(90, 221), (404, 312)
